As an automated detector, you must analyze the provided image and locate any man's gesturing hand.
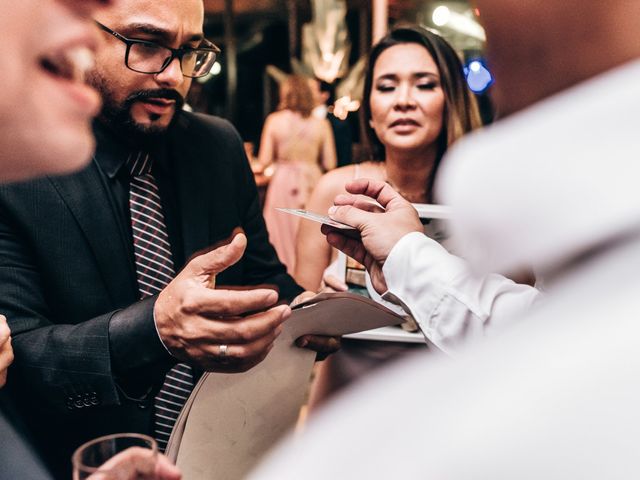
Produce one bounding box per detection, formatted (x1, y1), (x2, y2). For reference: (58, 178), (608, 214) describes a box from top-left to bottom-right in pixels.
(322, 178), (423, 293)
(154, 233), (290, 373)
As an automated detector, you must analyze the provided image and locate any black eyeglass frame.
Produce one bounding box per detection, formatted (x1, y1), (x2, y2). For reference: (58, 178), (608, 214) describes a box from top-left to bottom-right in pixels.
(95, 21), (220, 78)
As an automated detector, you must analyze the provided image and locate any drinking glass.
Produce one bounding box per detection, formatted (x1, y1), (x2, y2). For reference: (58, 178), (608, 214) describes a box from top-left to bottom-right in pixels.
(72, 433), (157, 480)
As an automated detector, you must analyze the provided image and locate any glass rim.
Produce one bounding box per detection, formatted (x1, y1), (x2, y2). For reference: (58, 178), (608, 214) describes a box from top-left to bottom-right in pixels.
(71, 432), (157, 474)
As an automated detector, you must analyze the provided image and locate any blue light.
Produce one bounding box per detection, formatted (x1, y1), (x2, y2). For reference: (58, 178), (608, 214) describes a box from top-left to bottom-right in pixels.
(465, 59), (493, 94)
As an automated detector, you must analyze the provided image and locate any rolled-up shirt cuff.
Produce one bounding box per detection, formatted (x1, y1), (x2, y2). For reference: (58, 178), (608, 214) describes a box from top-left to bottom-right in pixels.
(381, 231), (457, 337)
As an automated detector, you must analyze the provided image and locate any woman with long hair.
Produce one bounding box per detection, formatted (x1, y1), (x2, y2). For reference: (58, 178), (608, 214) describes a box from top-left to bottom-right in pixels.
(259, 75), (337, 274)
(296, 26), (481, 291)
(295, 26), (482, 403)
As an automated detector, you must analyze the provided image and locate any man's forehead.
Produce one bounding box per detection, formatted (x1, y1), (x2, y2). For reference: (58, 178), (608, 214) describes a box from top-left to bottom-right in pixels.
(97, 0), (204, 38)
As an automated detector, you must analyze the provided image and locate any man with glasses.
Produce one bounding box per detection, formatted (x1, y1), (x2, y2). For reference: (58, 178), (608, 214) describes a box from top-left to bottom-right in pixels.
(0, 0), (332, 477)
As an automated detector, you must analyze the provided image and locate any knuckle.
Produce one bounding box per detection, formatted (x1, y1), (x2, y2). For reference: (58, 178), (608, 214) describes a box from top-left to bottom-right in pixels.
(180, 324), (197, 342)
(272, 307), (288, 325)
(233, 345), (248, 358)
(235, 324), (255, 343)
(260, 315), (279, 333)
(180, 292), (200, 315)
(216, 298), (234, 315)
(206, 295), (233, 316)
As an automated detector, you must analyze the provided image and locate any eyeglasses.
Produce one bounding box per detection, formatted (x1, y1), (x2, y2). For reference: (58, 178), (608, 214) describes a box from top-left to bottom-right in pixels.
(95, 21), (220, 78)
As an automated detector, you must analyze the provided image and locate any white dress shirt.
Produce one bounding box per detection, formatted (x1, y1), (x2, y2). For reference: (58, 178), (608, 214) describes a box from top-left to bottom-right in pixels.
(382, 232), (540, 354)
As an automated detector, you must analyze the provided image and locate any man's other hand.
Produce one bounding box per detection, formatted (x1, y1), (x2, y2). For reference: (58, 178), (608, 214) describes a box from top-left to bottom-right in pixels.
(291, 291), (341, 361)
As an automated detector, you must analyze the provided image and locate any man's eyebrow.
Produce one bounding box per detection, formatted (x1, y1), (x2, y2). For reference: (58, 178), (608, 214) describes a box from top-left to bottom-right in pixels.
(124, 23), (204, 44)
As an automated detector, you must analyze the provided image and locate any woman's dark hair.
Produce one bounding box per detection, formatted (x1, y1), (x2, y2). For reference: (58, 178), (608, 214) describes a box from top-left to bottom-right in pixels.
(361, 26), (482, 179)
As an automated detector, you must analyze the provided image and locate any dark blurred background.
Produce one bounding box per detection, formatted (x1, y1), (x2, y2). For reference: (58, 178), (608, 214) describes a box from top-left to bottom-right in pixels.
(192, 0), (492, 149)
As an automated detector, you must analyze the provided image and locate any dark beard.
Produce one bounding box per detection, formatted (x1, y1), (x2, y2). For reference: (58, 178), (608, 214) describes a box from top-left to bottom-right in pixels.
(89, 72), (185, 148)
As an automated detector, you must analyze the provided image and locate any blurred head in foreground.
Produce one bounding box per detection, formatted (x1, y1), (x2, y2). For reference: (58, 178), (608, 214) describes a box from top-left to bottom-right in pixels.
(439, 0), (640, 276)
(0, 0), (114, 182)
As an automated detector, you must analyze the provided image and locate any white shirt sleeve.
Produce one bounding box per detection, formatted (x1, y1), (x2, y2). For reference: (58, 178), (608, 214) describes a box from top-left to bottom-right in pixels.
(382, 232), (541, 355)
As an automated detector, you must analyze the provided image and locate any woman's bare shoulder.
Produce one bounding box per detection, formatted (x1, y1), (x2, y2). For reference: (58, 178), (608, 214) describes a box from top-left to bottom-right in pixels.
(318, 165), (361, 189)
(266, 110), (288, 123)
(309, 163), (383, 204)
(354, 161), (386, 178)
(308, 165), (360, 206)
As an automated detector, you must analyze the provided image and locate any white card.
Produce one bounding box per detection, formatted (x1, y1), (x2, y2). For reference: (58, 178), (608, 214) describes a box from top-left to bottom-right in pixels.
(276, 208), (356, 230)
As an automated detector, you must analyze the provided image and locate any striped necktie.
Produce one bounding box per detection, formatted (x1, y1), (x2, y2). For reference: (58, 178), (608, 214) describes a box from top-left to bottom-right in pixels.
(128, 152), (194, 453)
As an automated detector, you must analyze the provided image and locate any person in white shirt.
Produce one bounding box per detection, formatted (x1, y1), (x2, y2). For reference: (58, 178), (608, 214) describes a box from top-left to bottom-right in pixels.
(249, 0), (640, 478)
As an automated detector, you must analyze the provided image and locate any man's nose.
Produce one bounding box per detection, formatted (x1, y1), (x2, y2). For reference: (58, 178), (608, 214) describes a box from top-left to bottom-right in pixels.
(155, 57), (184, 89)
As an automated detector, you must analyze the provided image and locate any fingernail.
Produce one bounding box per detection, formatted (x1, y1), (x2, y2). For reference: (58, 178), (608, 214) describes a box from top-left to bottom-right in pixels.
(297, 338), (308, 348)
(328, 206), (337, 215)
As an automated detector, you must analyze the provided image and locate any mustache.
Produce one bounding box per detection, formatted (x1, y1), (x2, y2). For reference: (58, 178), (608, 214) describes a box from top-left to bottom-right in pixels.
(124, 89), (185, 107)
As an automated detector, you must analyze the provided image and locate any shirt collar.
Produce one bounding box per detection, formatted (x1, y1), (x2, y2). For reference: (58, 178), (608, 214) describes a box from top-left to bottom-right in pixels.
(93, 120), (168, 179)
(93, 120), (132, 179)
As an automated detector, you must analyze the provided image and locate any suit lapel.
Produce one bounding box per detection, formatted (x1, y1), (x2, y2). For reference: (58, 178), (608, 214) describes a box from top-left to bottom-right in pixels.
(168, 115), (212, 263)
(48, 161), (137, 306)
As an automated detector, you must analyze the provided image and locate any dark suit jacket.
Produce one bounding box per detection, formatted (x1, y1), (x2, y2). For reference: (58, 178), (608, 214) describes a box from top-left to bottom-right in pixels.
(0, 112), (302, 478)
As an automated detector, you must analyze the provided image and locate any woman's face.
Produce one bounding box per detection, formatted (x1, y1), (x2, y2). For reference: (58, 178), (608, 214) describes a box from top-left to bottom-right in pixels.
(369, 43), (445, 157)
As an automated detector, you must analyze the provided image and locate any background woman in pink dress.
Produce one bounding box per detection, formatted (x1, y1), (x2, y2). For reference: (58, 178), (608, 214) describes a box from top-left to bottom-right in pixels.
(258, 75), (337, 273)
